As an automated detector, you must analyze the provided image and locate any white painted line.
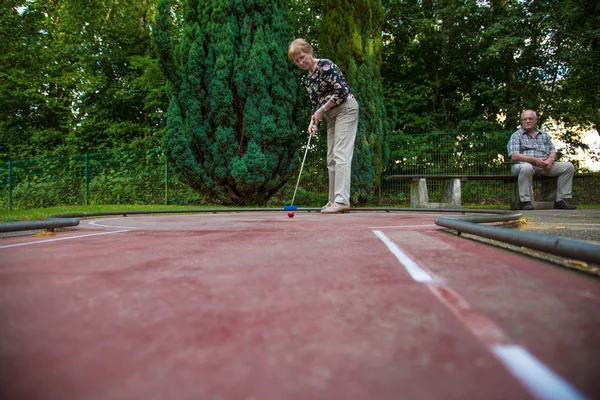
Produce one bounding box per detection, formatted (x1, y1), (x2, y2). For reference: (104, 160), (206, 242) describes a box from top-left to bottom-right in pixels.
(494, 345), (588, 400)
(369, 224), (438, 229)
(372, 230), (433, 282)
(373, 229), (587, 400)
(85, 213), (243, 229)
(88, 218), (139, 229)
(0, 230), (130, 249)
(427, 283), (510, 347)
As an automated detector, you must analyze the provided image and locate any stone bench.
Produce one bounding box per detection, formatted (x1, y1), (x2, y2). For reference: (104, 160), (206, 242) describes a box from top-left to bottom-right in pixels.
(384, 174), (593, 209)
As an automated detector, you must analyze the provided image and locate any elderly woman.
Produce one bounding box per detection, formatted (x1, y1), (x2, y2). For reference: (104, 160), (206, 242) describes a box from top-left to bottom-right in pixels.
(288, 38), (359, 214)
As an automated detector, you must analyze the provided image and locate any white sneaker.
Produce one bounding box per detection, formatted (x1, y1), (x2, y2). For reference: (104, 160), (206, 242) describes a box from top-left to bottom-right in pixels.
(320, 202), (333, 210)
(321, 202), (350, 214)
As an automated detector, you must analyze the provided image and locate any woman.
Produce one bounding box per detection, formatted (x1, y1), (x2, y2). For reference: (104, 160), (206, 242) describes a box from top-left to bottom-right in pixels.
(287, 38), (359, 214)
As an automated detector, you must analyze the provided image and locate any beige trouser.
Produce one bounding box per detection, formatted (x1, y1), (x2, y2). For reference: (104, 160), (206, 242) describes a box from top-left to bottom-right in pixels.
(323, 97), (359, 205)
(512, 161), (575, 202)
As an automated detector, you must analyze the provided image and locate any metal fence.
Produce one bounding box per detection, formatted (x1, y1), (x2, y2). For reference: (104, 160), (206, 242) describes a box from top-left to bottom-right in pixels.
(0, 149), (198, 210)
(1, 131), (598, 210)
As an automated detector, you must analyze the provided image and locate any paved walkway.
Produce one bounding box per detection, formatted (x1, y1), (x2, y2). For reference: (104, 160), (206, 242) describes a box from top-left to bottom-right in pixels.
(516, 208), (600, 245)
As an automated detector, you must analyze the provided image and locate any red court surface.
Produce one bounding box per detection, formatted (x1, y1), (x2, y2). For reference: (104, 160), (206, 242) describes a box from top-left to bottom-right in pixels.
(1, 211), (599, 400)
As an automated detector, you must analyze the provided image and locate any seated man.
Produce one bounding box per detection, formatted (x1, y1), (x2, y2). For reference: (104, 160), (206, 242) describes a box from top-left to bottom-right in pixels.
(507, 109), (576, 210)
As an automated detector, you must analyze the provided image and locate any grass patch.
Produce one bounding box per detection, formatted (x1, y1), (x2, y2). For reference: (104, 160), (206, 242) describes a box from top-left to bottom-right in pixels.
(0, 204), (225, 222)
(1, 203), (598, 223)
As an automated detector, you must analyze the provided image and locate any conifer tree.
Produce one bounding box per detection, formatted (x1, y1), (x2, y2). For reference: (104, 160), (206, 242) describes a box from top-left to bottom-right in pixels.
(319, 0), (389, 204)
(153, 0), (300, 205)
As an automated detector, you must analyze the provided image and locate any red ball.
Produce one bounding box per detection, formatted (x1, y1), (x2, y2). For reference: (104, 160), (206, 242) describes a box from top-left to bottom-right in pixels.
(288, 211), (294, 218)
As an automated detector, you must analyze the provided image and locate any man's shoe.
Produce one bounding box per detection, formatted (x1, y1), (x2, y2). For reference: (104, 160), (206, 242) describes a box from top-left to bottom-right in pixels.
(320, 201), (333, 210)
(554, 199), (577, 210)
(321, 202), (350, 214)
(520, 201), (534, 210)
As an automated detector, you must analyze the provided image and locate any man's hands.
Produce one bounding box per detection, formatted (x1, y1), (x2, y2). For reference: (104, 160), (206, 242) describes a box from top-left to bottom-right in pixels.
(537, 157), (554, 170)
(512, 153), (555, 170)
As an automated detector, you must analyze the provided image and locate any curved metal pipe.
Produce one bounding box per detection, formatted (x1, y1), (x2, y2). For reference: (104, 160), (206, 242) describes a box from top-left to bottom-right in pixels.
(435, 213), (600, 265)
(0, 218), (80, 233)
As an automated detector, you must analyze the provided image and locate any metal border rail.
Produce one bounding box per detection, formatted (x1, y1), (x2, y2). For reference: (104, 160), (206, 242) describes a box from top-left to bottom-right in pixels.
(434, 211), (600, 266)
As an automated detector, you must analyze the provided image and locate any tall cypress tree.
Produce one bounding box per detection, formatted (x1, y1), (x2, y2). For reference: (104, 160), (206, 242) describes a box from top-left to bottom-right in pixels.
(153, 0), (300, 205)
(319, 0), (389, 204)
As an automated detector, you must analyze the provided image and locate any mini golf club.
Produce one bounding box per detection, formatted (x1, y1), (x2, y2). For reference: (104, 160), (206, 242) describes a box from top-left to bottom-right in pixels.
(284, 123), (314, 212)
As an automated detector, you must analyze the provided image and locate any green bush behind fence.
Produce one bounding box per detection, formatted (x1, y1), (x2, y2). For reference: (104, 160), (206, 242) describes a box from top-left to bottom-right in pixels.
(1, 131), (598, 210)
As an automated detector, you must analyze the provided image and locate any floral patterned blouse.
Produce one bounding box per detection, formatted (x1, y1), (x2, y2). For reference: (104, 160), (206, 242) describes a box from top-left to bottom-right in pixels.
(302, 59), (354, 114)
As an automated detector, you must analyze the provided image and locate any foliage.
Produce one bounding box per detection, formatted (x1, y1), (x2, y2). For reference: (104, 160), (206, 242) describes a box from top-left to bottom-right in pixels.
(0, 0), (72, 160)
(153, 0), (301, 205)
(287, 0), (321, 45)
(0, 149), (200, 210)
(0, 0), (168, 162)
(381, 0), (600, 141)
(543, 0), (600, 134)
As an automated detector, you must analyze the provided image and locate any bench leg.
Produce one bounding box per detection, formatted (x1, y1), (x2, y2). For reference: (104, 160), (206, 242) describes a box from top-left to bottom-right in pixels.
(534, 180), (556, 209)
(441, 178), (461, 208)
(510, 184), (520, 210)
(410, 178), (461, 208)
(410, 179), (429, 208)
(510, 179), (557, 210)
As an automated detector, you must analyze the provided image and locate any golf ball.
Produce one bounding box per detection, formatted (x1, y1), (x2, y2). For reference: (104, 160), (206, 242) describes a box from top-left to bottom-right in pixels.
(288, 211), (294, 218)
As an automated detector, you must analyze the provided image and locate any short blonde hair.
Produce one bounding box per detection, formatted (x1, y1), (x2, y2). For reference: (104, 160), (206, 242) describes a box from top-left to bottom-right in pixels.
(288, 38), (313, 60)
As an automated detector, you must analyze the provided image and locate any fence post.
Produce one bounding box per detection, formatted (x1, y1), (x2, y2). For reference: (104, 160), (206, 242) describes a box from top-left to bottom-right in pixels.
(7, 161), (11, 211)
(378, 176), (382, 205)
(85, 153), (89, 206)
(165, 158), (169, 205)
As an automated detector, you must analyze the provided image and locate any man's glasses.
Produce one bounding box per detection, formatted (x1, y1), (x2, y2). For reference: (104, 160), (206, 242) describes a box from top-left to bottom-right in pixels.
(521, 117), (536, 121)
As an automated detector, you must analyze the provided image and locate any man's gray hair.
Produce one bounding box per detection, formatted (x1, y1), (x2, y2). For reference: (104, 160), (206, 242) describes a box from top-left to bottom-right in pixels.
(521, 110), (538, 119)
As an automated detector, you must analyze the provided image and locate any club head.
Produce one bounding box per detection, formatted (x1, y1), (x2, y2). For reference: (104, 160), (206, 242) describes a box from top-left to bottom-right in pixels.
(284, 205), (298, 211)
